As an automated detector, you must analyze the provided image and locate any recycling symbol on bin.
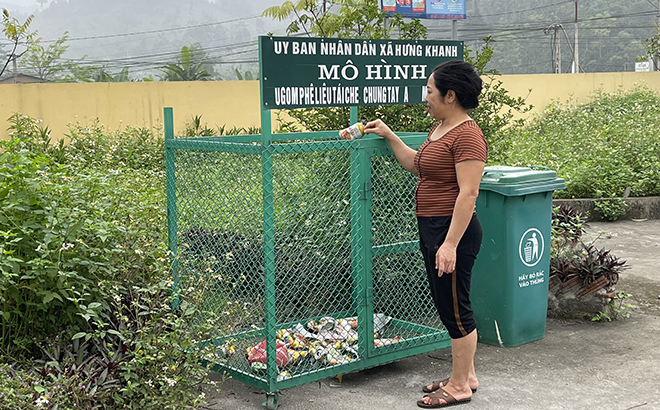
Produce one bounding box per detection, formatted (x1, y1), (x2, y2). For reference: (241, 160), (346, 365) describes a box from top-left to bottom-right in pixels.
(518, 228), (544, 267)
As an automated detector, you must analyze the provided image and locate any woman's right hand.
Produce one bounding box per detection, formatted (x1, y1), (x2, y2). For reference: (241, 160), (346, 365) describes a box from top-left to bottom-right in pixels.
(364, 119), (395, 140)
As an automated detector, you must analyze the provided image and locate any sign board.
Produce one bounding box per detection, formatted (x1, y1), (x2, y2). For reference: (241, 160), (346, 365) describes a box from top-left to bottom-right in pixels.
(259, 36), (464, 110)
(635, 61), (651, 72)
(381, 0), (466, 20)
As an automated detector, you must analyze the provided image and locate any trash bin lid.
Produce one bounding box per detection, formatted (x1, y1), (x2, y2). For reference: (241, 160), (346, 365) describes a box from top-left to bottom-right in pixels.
(481, 165), (557, 184)
(480, 165), (565, 196)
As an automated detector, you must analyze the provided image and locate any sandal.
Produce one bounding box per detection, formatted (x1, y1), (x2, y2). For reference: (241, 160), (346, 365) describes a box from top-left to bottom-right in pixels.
(417, 388), (472, 408)
(422, 378), (477, 394)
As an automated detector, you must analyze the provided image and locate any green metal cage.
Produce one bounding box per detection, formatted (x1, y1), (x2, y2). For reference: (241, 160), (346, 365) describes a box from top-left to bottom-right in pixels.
(164, 107), (451, 409)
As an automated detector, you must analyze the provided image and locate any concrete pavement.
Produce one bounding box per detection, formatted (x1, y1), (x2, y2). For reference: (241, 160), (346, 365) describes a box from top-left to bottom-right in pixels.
(205, 219), (660, 410)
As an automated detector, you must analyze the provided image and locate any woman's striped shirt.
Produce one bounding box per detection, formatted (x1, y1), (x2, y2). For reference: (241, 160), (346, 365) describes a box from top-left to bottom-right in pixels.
(413, 120), (487, 217)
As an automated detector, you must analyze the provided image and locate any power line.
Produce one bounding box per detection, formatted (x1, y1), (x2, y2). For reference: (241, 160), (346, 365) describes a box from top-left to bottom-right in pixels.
(35, 15), (262, 44)
(10, 1), (658, 76)
(470, 0), (574, 18)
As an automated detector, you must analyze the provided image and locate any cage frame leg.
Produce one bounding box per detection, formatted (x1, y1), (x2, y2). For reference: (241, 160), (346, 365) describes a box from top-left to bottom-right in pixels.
(263, 392), (279, 410)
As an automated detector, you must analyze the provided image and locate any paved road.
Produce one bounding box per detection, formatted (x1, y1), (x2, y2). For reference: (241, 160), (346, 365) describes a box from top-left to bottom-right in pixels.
(585, 219), (660, 316)
(205, 219), (660, 410)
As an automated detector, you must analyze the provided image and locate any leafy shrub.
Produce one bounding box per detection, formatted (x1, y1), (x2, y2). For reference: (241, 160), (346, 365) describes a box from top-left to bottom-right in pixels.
(551, 204), (587, 250)
(94, 282), (215, 409)
(4, 113), (66, 162)
(497, 87), (660, 198)
(550, 242), (627, 287)
(0, 282), (218, 409)
(0, 336), (119, 409)
(0, 146), (103, 360)
(0, 364), (44, 409)
(550, 204), (627, 290)
(0, 139), (168, 360)
(32, 334), (119, 408)
(64, 119), (164, 170)
(180, 115), (261, 137)
(594, 198), (628, 221)
(1, 114), (219, 408)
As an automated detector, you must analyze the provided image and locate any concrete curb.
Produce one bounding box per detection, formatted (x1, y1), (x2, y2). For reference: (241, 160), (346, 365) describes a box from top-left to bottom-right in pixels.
(553, 196), (660, 221)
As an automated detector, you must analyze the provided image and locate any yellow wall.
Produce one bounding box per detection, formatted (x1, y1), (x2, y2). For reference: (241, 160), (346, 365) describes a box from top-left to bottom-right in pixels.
(497, 72), (660, 119)
(0, 81), (262, 142)
(1, 72), (659, 141)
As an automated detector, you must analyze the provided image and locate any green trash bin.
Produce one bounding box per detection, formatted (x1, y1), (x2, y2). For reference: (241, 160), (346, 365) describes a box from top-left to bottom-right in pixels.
(472, 165), (565, 347)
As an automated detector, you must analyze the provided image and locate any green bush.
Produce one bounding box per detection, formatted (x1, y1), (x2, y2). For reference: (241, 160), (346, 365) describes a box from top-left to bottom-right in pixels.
(594, 198), (628, 221)
(64, 119), (164, 170)
(1, 114), (218, 408)
(93, 282), (216, 409)
(551, 204), (587, 252)
(0, 282), (218, 409)
(496, 87), (660, 199)
(0, 364), (44, 409)
(0, 145), (167, 360)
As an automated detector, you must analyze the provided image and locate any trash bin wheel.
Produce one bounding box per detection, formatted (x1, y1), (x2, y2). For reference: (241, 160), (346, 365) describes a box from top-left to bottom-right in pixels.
(264, 392), (279, 410)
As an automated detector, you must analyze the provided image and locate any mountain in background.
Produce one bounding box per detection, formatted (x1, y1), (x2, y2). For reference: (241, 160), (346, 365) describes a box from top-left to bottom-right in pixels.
(2, 0), (657, 78)
(428, 0), (656, 73)
(3, 0), (288, 80)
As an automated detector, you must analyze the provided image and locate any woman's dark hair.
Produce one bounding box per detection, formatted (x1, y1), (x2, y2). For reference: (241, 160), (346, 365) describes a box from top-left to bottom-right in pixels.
(431, 60), (482, 110)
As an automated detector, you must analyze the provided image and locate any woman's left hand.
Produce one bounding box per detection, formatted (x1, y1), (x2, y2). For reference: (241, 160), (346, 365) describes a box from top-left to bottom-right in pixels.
(435, 243), (457, 277)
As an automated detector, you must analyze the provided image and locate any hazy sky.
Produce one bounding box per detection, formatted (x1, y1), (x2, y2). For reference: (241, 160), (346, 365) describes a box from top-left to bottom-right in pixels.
(2, 0), (37, 7)
(0, 0), (40, 12)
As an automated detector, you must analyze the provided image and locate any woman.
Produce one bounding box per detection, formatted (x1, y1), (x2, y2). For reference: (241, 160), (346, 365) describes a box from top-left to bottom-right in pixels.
(364, 60), (486, 409)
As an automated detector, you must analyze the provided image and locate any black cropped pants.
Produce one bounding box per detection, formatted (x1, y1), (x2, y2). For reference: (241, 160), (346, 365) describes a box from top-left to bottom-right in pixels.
(418, 213), (483, 339)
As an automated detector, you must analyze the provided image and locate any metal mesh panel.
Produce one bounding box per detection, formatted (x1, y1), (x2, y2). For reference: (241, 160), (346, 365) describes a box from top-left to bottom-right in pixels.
(371, 155), (418, 246)
(171, 147), (267, 376)
(272, 149), (352, 323)
(370, 154), (448, 355)
(269, 147), (355, 376)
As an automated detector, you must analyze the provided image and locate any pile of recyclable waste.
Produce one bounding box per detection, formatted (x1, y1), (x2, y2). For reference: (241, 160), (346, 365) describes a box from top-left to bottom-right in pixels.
(245, 314), (403, 380)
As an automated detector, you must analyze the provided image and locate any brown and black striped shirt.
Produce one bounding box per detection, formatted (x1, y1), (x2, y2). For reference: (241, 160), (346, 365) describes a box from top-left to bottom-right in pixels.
(413, 120), (487, 217)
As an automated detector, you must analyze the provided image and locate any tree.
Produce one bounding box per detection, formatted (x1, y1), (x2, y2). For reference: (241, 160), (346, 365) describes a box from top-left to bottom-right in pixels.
(92, 67), (131, 82)
(235, 69), (254, 80)
(19, 31), (76, 81)
(262, 0), (426, 39)
(1, 9), (36, 79)
(263, 0), (532, 157)
(638, 27), (660, 71)
(262, 0), (430, 133)
(263, 0), (531, 152)
(160, 45), (212, 81)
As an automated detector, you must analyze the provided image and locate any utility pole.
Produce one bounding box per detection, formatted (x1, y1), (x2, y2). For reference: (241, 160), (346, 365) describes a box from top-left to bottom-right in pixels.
(573, 0), (580, 73)
(544, 24), (562, 73)
(572, 0), (579, 73)
(656, 0), (660, 70)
